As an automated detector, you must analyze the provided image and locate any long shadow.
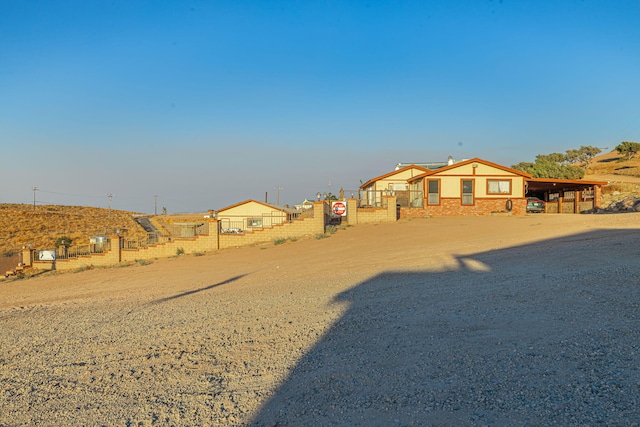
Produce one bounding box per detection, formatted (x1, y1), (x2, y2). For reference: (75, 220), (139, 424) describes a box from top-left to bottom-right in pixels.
(151, 274), (248, 304)
(250, 229), (640, 426)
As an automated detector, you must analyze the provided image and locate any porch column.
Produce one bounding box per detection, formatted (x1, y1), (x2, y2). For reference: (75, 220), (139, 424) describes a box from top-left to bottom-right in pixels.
(558, 194), (563, 214)
(594, 186), (602, 209)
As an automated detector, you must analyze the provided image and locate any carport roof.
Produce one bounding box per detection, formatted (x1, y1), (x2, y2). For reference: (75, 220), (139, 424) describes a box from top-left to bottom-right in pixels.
(526, 177), (608, 192)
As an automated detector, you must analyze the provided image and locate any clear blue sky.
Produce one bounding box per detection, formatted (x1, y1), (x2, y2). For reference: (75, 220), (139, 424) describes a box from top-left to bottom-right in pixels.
(2, 0), (639, 213)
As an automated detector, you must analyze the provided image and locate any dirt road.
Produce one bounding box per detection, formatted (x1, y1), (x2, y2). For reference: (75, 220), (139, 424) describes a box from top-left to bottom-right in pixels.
(1, 214), (639, 426)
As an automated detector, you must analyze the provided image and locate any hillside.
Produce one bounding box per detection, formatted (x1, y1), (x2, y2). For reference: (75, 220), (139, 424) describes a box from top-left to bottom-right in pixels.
(584, 150), (640, 208)
(0, 204), (150, 256)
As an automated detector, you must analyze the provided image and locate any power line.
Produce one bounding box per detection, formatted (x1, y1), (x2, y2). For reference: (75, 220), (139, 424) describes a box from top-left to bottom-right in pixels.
(37, 189), (103, 198)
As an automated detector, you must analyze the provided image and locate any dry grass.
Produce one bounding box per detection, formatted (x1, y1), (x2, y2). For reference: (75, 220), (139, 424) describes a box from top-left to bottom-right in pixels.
(0, 204), (149, 256)
(585, 150), (640, 177)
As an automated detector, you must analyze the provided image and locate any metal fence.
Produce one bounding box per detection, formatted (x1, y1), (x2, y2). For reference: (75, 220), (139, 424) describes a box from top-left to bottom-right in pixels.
(122, 231), (172, 250)
(358, 190), (424, 208)
(160, 222), (210, 238)
(219, 211), (303, 234)
(54, 240), (111, 260)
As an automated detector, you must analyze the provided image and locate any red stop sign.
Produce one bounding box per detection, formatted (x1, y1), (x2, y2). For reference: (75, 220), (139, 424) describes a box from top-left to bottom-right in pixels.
(332, 201), (347, 216)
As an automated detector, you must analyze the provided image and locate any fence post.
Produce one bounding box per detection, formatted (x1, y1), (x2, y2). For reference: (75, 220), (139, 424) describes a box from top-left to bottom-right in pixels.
(346, 198), (358, 225)
(313, 201), (326, 234)
(386, 195), (397, 222)
(22, 247), (33, 267)
(110, 235), (122, 264)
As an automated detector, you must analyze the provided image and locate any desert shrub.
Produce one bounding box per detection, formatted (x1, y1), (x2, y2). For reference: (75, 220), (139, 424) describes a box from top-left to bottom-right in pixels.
(54, 236), (73, 248)
(273, 238), (287, 245)
(326, 225), (337, 234)
(176, 247), (185, 256)
(315, 233), (329, 240)
(602, 183), (636, 194)
(135, 259), (151, 266)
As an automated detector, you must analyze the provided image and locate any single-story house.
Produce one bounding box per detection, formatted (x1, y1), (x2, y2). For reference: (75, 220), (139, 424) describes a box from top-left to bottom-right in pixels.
(215, 200), (298, 233)
(361, 158), (607, 216)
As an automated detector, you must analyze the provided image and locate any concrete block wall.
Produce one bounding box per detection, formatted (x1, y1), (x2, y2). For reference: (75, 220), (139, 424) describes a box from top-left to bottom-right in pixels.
(34, 236), (123, 271)
(120, 233), (219, 262)
(354, 196), (397, 224)
(27, 201), (325, 270)
(219, 216), (322, 249)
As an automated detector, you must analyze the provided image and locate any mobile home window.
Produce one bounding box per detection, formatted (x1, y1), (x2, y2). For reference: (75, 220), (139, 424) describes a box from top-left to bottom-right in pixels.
(247, 218), (263, 227)
(487, 179), (512, 195)
(462, 180), (474, 205)
(427, 180), (440, 205)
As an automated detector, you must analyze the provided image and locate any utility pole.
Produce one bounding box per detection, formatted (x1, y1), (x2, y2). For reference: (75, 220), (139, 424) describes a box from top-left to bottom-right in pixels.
(106, 193), (113, 220)
(274, 187), (283, 206)
(154, 195), (158, 215)
(32, 187), (37, 211)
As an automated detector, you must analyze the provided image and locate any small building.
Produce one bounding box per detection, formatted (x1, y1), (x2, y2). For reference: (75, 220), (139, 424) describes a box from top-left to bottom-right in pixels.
(216, 200), (298, 233)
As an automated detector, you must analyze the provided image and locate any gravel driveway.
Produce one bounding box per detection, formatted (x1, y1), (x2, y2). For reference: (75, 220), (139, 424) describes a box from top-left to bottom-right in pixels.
(1, 215), (639, 426)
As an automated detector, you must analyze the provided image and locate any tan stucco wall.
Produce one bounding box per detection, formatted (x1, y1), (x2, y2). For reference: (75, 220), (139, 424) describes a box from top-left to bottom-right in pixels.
(433, 163), (525, 199)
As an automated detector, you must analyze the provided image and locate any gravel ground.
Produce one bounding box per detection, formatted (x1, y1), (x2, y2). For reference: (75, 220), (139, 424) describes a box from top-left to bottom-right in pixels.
(1, 214), (639, 426)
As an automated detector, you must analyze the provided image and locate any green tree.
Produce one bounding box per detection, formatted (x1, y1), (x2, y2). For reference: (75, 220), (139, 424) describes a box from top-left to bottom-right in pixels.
(512, 154), (585, 179)
(615, 141), (640, 160)
(565, 145), (602, 168)
(536, 153), (567, 165)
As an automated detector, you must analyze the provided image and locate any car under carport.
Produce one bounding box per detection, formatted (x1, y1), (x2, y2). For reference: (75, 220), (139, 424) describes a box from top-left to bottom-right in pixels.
(525, 178), (607, 213)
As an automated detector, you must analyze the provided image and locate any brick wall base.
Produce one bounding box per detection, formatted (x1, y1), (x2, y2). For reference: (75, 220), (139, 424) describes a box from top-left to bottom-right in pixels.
(400, 198), (527, 218)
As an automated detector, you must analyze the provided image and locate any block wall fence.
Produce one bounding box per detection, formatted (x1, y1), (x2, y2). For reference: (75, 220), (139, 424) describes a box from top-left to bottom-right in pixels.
(27, 200), (399, 271)
(28, 194), (554, 271)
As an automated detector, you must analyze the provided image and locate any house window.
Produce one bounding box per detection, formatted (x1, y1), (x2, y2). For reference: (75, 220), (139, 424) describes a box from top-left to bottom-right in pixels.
(461, 179), (474, 205)
(427, 179), (440, 205)
(247, 218), (263, 227)
(487, 179), (512, 195)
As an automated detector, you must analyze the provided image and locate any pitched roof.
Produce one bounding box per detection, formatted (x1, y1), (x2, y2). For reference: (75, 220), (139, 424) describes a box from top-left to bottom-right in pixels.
(359, 164), (431, 189)
(217, 199), (293, 213)
(407, 158), (533, 182)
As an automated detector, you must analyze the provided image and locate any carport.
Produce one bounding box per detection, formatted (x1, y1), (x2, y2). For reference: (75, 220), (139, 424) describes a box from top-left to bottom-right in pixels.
(526, 178), (607, 213)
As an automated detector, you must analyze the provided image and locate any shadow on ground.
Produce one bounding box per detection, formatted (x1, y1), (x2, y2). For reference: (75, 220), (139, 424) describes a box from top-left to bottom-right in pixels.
(250, 229), (640, 426)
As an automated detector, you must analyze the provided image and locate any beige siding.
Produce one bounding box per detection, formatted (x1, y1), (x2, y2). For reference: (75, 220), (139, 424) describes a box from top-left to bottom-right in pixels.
(373, 167), (426, 192)
(219, 202), (281, 217)
(435, 163), (525, 199)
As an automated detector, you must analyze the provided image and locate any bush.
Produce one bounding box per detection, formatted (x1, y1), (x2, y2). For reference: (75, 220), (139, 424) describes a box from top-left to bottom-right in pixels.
(315, 233), (329, 240)
(273, 238), (287, 245)
(176, 247), (185, 256)
(54, 236), (73, 248)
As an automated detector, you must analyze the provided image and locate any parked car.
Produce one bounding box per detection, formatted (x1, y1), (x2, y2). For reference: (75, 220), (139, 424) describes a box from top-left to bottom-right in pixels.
(526, 197), (546, 213)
